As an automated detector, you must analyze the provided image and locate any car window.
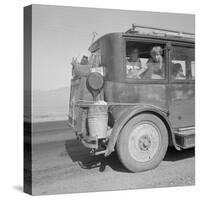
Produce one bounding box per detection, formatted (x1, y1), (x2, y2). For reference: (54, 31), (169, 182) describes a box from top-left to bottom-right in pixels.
(171, 46), (195, 80)
(125, 41), (166, 80)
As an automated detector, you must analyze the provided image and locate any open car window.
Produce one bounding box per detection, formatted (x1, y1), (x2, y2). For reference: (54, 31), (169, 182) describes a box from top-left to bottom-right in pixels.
(125, 41), (166, 80)
(171, 46), (195, 81)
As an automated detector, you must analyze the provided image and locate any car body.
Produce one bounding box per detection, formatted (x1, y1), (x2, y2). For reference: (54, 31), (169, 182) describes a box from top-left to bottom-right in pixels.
(68, 25), (195, 172)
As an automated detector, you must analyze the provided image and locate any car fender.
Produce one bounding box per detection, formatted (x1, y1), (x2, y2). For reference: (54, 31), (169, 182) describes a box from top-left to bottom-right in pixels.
(105, 104), (180, 156)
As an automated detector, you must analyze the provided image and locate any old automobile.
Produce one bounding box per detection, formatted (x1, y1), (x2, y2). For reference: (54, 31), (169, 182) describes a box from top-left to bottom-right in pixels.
(68, 24), (195, 172)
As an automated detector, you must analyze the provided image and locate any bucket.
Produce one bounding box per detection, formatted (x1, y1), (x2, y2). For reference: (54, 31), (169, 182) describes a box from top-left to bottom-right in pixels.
(88, 104), (108, 139)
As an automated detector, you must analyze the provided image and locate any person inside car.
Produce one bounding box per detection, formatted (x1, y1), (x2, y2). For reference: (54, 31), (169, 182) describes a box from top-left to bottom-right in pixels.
(142, 46), (165, 79)
(172, 63), (185, 80)
(126, 48), (142, 79)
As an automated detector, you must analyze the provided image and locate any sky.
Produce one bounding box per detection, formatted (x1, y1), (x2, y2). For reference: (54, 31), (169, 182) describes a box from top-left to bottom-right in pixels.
(32, 4), (195, 91)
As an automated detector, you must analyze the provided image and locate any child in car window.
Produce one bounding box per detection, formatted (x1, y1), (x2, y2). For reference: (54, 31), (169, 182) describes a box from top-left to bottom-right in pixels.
(126, 48), (142, 79)
(172, 63), (185, 80)
(142, 46), (165, 79)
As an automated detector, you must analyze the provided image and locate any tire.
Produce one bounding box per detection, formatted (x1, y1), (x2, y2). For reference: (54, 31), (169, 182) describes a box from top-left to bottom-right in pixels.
(116, 113), (168, 172)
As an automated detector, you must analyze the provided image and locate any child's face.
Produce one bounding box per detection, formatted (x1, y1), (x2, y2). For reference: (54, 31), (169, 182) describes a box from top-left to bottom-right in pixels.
(177, 68), (184, 76)
(130, 50), (139, 61)
(151, 52), (162, 62)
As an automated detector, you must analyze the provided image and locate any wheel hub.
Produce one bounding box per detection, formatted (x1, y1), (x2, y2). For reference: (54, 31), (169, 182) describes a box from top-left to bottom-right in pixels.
(128, 122), (161, 162)
(138, 135), (151, 151)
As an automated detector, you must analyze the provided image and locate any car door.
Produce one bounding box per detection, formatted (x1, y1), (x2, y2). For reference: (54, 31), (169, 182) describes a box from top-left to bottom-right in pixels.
(168, 44), (195, 128)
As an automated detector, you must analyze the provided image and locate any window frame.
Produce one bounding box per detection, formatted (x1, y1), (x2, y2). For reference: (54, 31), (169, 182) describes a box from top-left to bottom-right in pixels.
(169, 42), (195, 84)
(123, 37), (169, 84)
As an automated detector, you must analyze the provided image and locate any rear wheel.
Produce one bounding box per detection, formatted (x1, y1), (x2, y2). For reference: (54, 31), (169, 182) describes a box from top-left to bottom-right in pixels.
(116, 113), (168, 172)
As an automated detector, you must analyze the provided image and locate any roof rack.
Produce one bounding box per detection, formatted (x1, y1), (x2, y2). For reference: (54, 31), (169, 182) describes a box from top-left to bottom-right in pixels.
(126, 24), (195, 39)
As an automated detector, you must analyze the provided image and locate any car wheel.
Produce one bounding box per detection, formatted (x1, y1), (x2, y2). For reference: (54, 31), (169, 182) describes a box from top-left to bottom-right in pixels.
(116, 113), (168, 172)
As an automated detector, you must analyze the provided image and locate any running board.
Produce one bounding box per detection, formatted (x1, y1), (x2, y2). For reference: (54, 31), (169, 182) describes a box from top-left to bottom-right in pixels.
(174, 127), (195, 149)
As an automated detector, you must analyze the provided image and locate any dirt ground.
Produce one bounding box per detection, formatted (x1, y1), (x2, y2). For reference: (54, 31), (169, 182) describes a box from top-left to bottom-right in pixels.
(30, 121), (195, 195)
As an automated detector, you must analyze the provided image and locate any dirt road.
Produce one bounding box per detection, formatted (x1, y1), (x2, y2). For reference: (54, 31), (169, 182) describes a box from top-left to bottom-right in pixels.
(30, 121), (195, 195)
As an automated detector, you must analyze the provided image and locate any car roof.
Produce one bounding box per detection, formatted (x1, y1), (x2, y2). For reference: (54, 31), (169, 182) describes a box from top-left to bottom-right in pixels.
(89, 28), (195, 52)
(123, 32), (195, 43)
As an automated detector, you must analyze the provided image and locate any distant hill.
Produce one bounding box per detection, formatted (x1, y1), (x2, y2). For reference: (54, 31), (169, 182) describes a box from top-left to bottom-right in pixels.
(31, 87), (70, 122)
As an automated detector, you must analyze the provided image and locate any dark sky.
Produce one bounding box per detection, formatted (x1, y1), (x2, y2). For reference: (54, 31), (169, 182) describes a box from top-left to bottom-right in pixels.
(32, 4), (195, 91)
